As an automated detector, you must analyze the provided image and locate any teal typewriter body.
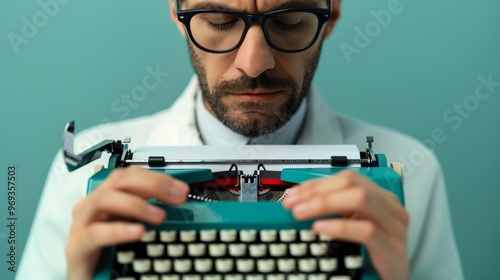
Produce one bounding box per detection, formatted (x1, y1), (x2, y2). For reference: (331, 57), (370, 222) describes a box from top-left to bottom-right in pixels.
(63, 122), (404, 280)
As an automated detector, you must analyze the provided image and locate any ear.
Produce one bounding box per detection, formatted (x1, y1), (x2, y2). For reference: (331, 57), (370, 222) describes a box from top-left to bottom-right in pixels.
(323, 0), (341, 39)
(170, 0), (187, 38)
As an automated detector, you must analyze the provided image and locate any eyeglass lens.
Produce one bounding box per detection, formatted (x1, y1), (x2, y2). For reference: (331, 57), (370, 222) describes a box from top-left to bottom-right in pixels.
(189, 12), (320, 52)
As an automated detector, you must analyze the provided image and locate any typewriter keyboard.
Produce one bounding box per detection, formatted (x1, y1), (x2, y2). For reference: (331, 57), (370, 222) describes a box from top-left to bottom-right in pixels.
(111, 229), (363, 280)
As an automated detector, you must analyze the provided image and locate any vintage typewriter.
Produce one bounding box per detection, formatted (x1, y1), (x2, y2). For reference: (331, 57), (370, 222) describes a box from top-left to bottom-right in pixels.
(62, 122), (404, 280)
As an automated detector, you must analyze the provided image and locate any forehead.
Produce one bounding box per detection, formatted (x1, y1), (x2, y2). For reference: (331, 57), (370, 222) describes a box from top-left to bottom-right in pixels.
(181, 0), (329, 12)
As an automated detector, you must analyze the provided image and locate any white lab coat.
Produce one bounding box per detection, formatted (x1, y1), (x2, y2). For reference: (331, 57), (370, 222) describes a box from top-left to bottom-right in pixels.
(17, 76), (464, 279)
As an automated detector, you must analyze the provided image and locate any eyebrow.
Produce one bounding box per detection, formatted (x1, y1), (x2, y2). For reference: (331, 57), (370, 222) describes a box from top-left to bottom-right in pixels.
(277, 0), (328, 9)
(184, 0), (328, 12)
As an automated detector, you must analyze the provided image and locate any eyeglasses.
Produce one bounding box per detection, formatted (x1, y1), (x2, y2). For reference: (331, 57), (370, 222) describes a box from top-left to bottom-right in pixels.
(176, 2), (332, 54)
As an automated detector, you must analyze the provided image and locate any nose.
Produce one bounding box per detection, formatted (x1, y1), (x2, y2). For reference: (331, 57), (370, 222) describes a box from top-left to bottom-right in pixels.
(233, 25), (276, 78)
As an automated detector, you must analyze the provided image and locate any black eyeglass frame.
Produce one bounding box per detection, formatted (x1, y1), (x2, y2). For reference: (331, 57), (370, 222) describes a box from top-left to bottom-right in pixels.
(176, 4), (332, 54)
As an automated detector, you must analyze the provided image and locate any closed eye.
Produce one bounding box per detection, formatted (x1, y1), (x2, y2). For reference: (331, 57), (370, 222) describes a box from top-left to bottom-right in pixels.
(207, 19), (240, 31)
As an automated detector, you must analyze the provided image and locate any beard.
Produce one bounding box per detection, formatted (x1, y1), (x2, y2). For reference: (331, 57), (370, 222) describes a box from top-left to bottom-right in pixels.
(188, 43), (322, 138)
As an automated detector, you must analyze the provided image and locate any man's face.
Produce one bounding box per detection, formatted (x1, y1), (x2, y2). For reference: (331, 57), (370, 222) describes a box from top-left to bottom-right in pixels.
(171, 0), (339, 137)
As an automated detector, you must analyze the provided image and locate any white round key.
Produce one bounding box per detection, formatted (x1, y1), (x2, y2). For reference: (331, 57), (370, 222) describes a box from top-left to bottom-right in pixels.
(319, 258), (338, 272)
(277, 259), (295, 272)
(249, 244), (267, 257)
(236, 259), (254, 273)
(147, 244), (165, 257)
(328, 277), (350, 280)
(141, 230), (156, 242)
(161, 276), (180, 280)
(216, 258), (234, 273)
(260, 230), (277, 242)
(299, 229), (316, 242)
(266, 274), (285, 280)
(117, 251), (134, 264)
(298, 258), (317, 272)
(167, 244), (185, 257)
(209, 244), (227, 257)
(319, 234), (332, 241)
(183, 275), (201, 280)
(225, 274), (243, 280)
(180, 230), (197, 242)
(194, 258), (213, 273)
(220, 230), (237, 242)
(308, 274), (327, 280)
(288, 274), (305, 280)
(257, 259), (275, 273)
(279, 229), (296, 242)
(200, 229), (217, 242)
(289, 243), (307, 256)
(204, 275), (222, 280)
(141, 275), (159, 280)
(188, 243), (206, 257)
(133, 259), (151, 273)
(269, 243), (287, 257)
(174, 259), (192, 273)
(229, 243), (247, 257)
(246, 275), (264, 280)
(344, 256), (363, 269)
(153, 259), (171, 273)
(310, 243), (327, 256)
(240, 230), (257, 242)
(160, 230), (177, 242)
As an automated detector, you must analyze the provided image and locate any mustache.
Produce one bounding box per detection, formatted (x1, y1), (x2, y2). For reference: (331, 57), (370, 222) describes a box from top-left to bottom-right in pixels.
(213, 74), (298, 94)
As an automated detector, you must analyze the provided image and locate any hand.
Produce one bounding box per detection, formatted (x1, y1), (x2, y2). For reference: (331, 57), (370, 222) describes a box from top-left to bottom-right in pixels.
(282, 170), (410, 280)
(65, 166), (190, 280)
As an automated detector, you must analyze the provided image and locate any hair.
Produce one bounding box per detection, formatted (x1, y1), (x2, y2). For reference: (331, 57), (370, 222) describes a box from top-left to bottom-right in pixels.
(177, 0), (186, 9)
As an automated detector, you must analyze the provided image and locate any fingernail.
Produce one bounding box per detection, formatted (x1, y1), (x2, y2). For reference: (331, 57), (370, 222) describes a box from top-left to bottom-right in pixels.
(147, 205), (165, 219)
(126, 223), (143, 235)
(284, 188), (298, 205)
(293, 202), (309, 216)
(313, 221), (327, 231)
(169, 180), (189, 199)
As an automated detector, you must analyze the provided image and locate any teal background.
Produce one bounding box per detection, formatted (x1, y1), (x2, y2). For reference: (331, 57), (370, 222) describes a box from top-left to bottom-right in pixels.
(1, 0), (499, 279)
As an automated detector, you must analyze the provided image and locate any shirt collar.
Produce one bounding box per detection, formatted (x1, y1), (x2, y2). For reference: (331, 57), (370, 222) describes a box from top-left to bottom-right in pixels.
(195, 88), (308, 145)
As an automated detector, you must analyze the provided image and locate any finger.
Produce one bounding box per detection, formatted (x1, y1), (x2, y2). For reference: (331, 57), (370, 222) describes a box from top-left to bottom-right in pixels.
(313, 219), (384, 245)
(102, 167), (190, 205)
(74, 189), (167, 227)
(70, 222), (145, 255)
(289, 187), (374, 219)
(283, 170), (407, 235)
(72, 198), (85, 219)
(289, 187), (405, 236)
(283, 170), (361, 209)
(313, 219), (408, 280)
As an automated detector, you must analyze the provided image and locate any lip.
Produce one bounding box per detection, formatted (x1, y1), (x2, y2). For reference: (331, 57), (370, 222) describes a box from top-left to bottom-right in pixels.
(229, 90), (282, 101)
(231, 89), (281, 95)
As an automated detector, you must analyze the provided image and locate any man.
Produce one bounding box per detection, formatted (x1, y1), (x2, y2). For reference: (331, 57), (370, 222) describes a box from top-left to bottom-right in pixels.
(17, 0), (463, 279)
